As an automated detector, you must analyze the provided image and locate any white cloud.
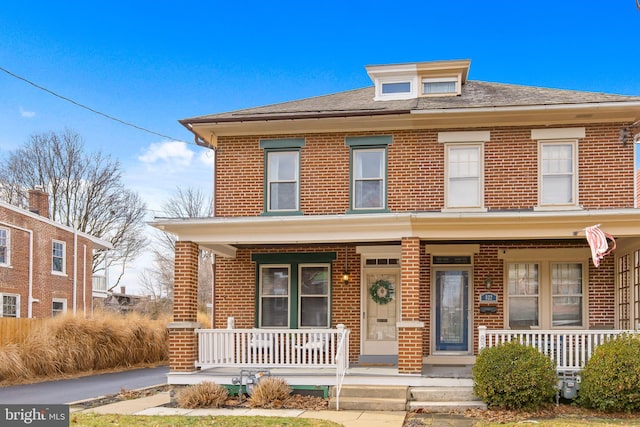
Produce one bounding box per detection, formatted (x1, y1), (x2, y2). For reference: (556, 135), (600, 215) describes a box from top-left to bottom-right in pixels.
(20, 107), (35, 118)
(138, 141), (194, 167)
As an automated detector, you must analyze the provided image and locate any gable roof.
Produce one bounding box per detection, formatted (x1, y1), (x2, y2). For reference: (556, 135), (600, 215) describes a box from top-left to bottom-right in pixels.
(0, 200), (112, 250)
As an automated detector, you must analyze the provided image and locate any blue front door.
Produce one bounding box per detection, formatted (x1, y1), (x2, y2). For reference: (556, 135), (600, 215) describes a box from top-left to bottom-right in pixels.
(435, 269), (469, 352)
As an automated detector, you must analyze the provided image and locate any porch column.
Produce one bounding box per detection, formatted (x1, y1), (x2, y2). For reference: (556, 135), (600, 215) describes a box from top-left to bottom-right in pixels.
(167, 241), (201, 372)
(398, 237), (424, 374)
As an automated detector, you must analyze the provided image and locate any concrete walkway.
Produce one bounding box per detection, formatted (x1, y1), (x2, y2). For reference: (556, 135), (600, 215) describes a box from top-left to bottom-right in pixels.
(72, 392), (408, 427)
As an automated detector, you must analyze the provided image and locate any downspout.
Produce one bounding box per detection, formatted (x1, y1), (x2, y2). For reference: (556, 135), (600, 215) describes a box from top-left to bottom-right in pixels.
(73, 227), (77, 315)
(0, 222), (33, 318)
(83, 244), (87, 318)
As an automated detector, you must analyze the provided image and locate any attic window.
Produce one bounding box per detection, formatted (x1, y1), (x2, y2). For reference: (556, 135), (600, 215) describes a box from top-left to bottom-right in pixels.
(382, 82), (411, 94)
(422, 78), (458, 95)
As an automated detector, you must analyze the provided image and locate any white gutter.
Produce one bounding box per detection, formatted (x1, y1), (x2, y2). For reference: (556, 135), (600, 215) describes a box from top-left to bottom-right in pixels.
(0, 221), (33, 318)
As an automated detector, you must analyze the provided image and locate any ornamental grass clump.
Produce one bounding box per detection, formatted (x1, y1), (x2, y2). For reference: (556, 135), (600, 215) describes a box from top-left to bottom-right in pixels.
(176, 381), (229, 409)
(248, 377), (291, 408)
(473, 340), (557, 410)
(577, 334), (640, 413)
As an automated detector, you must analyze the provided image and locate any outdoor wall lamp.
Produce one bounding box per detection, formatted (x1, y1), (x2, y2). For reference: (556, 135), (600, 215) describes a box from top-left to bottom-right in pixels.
(619, 120), (640, 146)
(484, 277), (493, 290)
(342, 272), (350, 286)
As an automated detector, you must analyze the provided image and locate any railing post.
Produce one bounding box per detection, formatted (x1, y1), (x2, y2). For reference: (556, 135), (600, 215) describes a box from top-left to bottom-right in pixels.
(478, 326), (487, 352)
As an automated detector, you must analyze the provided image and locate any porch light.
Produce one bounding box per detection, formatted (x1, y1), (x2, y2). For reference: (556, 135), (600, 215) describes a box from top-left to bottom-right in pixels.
(484, 277), (493, 289)
(342, 272), (350, 286)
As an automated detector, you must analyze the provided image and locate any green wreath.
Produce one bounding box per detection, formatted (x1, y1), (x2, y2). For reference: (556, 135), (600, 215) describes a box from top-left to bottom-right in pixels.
(369, 279), (394, 305)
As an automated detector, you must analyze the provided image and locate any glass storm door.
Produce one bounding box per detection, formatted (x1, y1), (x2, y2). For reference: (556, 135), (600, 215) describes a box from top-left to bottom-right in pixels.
(435, 269), (470, 352)
(362, 268), (400, 355)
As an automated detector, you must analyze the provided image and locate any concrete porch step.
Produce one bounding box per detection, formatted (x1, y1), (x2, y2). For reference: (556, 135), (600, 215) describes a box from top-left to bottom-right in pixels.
(409, 386), (486, 413)
(330, 396), (407, 411)
(329, 385), (408, 411)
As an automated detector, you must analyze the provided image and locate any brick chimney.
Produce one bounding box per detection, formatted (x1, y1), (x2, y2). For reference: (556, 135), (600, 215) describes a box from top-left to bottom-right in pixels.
(28, 186), (50, 219)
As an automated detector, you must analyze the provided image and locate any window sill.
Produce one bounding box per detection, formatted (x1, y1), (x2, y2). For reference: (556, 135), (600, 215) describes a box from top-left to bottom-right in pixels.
(51, 271), (67, 277)
(345, 208), (390, 215)
(534, 205), (583, 212)
(441, 207), (488, 213)
(261, 211), (304, 217)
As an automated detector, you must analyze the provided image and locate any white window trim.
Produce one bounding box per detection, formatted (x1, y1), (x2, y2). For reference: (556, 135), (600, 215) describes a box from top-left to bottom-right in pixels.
(259, 264), (291, 328)
(442, 143), (486, 212)
(266, 150), (300, 212)
(0, 227), (10, 267)
(52, 240), (66, 275)
(298, 263), (331, 329)
(502, 252), (589, 330)
(352, 147), (386, 211)
(0, 293), (20, 318)
(421, 76), (460, 96)
(373, 76), (418, 101)
(536, 139), (580, 210)
(52, 298), (67, 316)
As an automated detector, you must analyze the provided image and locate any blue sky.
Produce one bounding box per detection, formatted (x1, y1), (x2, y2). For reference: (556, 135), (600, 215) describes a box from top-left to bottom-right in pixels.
(1, 1), (639, 292)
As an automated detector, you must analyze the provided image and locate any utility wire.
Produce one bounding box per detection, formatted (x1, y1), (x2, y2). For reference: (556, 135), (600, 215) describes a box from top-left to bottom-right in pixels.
(1, 66), (189, 143)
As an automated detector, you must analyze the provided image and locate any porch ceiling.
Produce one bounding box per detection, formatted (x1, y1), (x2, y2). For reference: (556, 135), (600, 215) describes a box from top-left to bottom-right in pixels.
(149, 209), (640, 257)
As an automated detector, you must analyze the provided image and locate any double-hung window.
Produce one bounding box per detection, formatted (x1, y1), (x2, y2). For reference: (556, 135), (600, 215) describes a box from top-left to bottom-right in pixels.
(507, 260), (585, 329)
(1, 294), (19, 318)
(446, 144), (483, 209)
(260, 139), (304, 214)
(347, 136), (391, 212)
(540, 142), (576, 206)
(52, 240), (66, 274)
(254, 253), (335, 328)
(0, 228), (9, 266)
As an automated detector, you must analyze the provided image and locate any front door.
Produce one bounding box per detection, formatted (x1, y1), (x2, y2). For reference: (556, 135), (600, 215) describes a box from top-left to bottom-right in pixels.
(434, 269), (470, 353)
(362, 268), (400, 355)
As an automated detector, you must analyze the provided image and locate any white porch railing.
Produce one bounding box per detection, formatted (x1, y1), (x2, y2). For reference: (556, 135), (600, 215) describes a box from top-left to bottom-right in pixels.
(478, 326), (638, 372)
(196, 325), (350, 370)
(334, 325), (350, 411)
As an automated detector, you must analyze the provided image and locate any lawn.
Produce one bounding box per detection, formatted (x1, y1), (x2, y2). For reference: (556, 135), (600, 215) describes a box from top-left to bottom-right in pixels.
(71, 413), (341, 427)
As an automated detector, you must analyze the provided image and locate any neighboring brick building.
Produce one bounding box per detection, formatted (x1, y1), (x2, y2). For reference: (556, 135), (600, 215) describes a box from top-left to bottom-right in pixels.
(0, 188), (112, 318)
(152, 59), (640, 377)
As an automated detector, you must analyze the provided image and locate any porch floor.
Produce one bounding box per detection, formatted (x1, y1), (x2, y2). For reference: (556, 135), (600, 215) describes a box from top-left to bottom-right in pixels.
(167, 364), (474, 388)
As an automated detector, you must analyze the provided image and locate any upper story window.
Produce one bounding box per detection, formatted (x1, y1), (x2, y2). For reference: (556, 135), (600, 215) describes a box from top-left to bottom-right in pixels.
(423, 77), (458, 95)
(1, 294), (19, 318)
(446, 144), (483, 209)
(346, 136), (392, 213)
(439, 131), (489, 211)
(382, 81), (411, 95)
(539, 141), (577, 207)
(0, 228), (9, 267)
(52, 240), (66, 274)
(532, 128), (584, 210)
(260, 139), (305, 215)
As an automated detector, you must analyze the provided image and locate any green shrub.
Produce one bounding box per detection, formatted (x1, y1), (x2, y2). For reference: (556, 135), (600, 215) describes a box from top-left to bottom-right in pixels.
(473, 340), (557, 410)
(176, 381), (229, 408)
(577, 334), (640, 413)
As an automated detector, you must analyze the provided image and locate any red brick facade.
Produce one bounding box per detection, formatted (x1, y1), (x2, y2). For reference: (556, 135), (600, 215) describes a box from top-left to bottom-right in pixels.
(0, 201), (97, 318)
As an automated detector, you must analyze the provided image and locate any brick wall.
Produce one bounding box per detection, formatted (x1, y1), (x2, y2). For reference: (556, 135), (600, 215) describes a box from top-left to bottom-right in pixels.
(214, 124), (634, 217)
(0, 206), (94, 318)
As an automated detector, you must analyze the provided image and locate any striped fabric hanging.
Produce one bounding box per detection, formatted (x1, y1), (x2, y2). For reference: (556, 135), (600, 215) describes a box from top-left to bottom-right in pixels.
(584, 224), (616, 267)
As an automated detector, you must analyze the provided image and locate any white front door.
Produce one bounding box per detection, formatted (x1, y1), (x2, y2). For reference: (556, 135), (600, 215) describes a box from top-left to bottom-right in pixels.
(362, 268), (400, 355)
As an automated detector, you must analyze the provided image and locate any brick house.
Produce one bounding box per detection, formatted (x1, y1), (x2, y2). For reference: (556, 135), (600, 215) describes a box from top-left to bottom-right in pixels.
(152, 60), (640, 386)
(0, 188), (112, 318)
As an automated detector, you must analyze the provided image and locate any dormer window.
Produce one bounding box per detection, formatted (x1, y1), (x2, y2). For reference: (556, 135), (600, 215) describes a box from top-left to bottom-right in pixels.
(423, 77), (458, 95)
(366, 59), (469, 101)
(382, 82), (411, 95)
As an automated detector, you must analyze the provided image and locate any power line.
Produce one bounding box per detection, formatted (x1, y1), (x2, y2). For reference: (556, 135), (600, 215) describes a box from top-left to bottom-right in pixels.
(1, 66), (189, 143)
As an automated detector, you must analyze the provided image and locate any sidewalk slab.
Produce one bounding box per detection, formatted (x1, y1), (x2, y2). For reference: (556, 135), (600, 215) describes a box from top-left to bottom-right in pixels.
(83, 392), (171, 415)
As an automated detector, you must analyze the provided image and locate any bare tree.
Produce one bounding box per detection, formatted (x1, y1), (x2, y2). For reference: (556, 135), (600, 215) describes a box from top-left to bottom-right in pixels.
(141, 187), (213, 318)
(0, 129), (147, 284)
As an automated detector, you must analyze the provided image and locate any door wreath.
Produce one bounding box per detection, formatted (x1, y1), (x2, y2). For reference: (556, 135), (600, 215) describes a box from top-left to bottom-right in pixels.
(369, 279), (394, 305)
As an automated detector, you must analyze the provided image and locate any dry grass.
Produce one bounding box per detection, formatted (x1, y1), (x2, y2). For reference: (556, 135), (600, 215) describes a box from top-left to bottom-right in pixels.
(0, 311), (168, 384)
(176, 382), (229, 409)
(248, 377), (292, 408)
